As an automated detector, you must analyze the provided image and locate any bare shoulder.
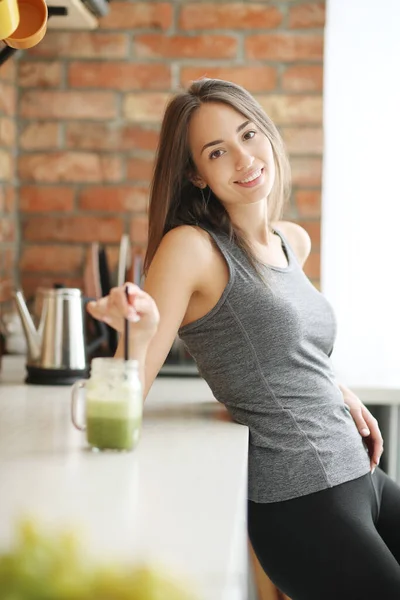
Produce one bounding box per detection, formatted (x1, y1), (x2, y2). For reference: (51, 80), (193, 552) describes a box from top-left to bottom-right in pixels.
(158, 225), (214, 264)
(273, 220), (311, 267)
(148, 225), (214, 285)
(161, 224), (213, 251)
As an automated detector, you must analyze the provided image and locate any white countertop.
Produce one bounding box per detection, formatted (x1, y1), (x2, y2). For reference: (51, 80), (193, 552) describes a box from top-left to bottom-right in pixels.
(0, 357), (249, 600)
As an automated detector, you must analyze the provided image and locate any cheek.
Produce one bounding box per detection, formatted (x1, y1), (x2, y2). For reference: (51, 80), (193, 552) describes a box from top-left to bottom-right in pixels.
(261, 139), (274, 162)
(263, 143), (276, 176)
(204, 162), (231, 190)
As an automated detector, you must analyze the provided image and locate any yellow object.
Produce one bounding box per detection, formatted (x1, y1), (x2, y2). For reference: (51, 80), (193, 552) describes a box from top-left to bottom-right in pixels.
(4, 0), (47, 49)
(0, 518), (198, 600)
(0, 0), (20, 40)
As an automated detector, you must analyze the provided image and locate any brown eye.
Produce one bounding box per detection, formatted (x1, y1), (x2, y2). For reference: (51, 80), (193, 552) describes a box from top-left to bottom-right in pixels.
(209, 149), (224, 160)
(243, 130), (256, 140)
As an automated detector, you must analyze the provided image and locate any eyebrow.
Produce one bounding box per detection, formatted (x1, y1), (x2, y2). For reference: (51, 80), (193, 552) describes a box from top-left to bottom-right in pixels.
(200, 120), (252, 155)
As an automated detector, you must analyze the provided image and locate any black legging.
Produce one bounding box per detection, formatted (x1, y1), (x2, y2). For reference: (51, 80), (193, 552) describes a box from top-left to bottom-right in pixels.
(248, 468), (400, 600)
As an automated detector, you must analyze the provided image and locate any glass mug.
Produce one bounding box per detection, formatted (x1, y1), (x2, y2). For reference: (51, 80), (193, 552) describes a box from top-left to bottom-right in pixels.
(71, 358), (143, 451)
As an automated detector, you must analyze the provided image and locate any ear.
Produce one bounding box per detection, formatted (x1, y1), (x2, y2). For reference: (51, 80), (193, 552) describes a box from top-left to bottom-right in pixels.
(189, 173), (207, 189)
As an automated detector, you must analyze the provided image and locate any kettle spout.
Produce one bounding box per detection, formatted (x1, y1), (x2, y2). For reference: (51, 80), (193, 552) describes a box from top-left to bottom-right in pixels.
(13, 290), (41, 363)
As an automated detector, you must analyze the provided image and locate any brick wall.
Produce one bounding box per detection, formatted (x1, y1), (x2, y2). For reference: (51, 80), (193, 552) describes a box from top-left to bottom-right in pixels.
(0, 50), (17, 304)
(16, 0), (324, 296)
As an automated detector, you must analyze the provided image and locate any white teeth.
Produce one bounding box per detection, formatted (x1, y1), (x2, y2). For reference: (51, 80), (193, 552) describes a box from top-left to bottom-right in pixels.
(237, 168), (262, 184)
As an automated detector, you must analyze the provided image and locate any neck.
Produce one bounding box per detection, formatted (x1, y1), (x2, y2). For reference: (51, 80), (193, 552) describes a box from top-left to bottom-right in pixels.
(227, 200), (273, 245)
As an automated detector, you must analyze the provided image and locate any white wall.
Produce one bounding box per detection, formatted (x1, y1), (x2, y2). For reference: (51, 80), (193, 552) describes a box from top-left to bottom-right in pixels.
(322, 0), (400, 387)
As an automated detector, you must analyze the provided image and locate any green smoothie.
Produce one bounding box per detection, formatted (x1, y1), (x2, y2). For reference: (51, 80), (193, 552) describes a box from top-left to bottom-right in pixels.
(86, 397), (142, 451)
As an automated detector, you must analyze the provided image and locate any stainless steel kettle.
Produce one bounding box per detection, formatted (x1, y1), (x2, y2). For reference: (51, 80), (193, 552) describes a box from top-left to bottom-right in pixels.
(14, 287), (107, 385)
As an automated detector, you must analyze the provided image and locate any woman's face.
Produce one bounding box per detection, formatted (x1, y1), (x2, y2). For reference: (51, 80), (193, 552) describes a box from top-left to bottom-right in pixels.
(188, 102), (275, 207)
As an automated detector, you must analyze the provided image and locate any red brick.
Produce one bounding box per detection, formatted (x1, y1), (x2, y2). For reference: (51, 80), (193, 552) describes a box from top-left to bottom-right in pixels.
(3, 248), (15, 271)
(19, 186), (75, 212)
(136, 34), (238, 59)
(295, 219), (321, 248)
(123, 93), (171, 122)
(0, 185), (3, 212)
(18, 152), (123, 183)
(179, 4), (282, 29)
(0, 150), (12, 181)
(19, 61), (62, 88)
(0, 218), (15, 242)
(303, 251), (320, 280)
(19, 245), (84, 272)
(246, 33), (323, 61)
(282, 65), (323, 92)
(289, 3), (325, 29)
(120, 127), (159, 152)
(4, 186), (15, 212)
(281, 127), (323, 155)
(19, 123), (60, 150)
(79, 186), (148, 212)
(68, 62), (171, 90)
(66, 122), (159, 152)
(127, 157), (154, 182)
(100, 2), (172, 30)
(20, 91), (117, 120)
(0, 83), (16, 117)
(0, 118), (16, 147)
(0, 248), (6, 271)
(0, 59), (16, 82)
(295, 189), (321, 217)
(130, 216), (148, 245)
(22, 216), (124, 243)
(180, 66), (277, 92)
(258, 95), (322, 125)
(20, 274), (83, 298)
(0, 278), (13, 302)
(291, 157), (322, 187)
(28, 32), (128, 59)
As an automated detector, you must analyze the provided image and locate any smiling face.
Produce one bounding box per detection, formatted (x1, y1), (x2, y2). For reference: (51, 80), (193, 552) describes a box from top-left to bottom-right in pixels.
(188, 101), (276, 208)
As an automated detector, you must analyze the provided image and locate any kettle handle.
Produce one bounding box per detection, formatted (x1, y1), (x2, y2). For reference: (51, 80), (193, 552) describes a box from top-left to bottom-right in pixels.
(82, 297), (109, 356)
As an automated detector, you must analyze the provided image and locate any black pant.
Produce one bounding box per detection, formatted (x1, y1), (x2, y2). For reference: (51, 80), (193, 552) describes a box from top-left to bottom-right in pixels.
(248, 468), (400, 600)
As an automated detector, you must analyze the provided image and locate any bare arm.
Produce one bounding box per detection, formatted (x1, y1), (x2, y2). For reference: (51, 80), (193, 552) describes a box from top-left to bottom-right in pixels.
(87, 226), (210, 400)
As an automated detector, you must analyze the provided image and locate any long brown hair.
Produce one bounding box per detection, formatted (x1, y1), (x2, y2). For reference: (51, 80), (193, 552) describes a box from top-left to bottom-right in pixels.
(144, 78), (291, 276)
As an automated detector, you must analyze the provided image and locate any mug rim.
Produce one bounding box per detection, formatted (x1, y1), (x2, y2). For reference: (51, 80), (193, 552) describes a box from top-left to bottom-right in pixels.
(4, 0), (47, 49)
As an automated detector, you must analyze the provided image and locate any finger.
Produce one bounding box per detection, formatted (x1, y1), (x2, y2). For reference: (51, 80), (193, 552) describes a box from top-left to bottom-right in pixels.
(125, 282), (144, 299)
(351, 410), (370, 436)
(132, 295), (153, 314)
(368, 429), (384, 467)
(109, 288), (140, 323)
(87, 298), (109, 320)
(126, 282), (157, 305)
(372, 439), (384, 466)
(359, 425), (371, 436)
(87, 297), (123, 326)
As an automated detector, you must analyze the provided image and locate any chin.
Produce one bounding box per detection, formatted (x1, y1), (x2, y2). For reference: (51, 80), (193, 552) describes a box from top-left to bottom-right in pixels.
(247, 185), (270, 202)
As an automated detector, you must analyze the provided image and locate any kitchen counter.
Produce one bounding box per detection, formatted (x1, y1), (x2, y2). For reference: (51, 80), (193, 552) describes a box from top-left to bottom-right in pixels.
(0, 357), (249, 600)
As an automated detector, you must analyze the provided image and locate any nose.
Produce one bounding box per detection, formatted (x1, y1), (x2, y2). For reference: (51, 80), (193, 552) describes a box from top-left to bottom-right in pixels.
(235, 149), (254, 171)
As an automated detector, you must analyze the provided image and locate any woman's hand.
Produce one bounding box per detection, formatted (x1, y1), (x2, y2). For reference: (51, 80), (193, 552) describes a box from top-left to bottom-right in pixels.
(87, 283), (160, 346)
(339, 383), (384, 472)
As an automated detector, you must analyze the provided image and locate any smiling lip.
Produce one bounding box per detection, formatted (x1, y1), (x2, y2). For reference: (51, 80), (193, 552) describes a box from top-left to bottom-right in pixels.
(235, 168), (264, 188)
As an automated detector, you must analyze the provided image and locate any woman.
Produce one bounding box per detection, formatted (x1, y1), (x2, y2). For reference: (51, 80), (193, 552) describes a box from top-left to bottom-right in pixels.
(88, 79), (400, 599)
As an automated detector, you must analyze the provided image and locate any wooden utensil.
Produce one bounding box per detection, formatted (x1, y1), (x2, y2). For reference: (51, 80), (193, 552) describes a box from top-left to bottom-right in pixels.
(117, 234), (131, 288)
(83, 243), (101, 300)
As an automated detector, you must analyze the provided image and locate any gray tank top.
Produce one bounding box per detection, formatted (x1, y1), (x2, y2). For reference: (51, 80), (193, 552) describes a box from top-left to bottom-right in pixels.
(178, 226), (370, 503)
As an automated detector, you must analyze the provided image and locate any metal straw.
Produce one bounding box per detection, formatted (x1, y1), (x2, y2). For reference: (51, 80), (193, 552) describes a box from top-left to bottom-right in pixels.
(124, 285), (129, 360)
